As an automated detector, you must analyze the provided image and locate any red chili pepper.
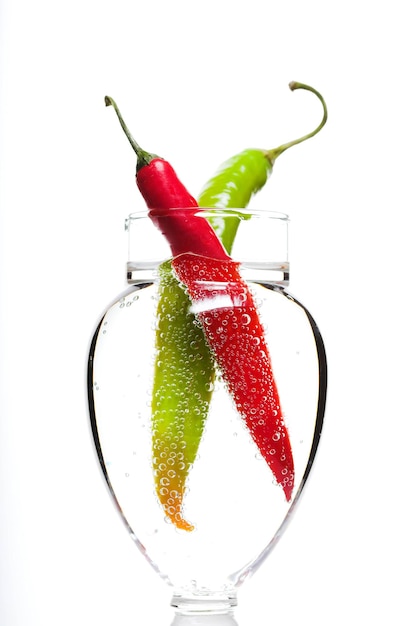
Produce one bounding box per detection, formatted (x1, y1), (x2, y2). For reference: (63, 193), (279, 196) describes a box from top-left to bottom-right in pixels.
(105, 96), (294, 503)
(172, 253), (294, 500)
(138, 160), (228, 260)
(104, 96), (227, 261)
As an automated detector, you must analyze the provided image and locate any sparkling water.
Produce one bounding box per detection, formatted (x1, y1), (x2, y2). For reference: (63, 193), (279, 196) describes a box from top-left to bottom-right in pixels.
(88, 271), (323, 595)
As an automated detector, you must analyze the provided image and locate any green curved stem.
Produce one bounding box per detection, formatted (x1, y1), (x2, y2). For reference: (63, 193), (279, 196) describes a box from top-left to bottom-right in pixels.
(266, 81), (328, 163)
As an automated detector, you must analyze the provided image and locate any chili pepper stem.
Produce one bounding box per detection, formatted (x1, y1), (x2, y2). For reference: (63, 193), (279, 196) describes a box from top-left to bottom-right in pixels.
(265, 82), (327, 164)
(104, 95), (157, 170)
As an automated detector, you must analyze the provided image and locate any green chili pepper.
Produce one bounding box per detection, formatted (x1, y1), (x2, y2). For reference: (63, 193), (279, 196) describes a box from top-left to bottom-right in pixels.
(151, 81), (327, 531)
(199, 81), (327, 253)
(152, 261), (215, 531)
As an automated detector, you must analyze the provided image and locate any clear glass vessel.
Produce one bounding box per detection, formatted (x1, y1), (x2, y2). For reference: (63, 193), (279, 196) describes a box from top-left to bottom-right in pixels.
(87, 208), (326, 617)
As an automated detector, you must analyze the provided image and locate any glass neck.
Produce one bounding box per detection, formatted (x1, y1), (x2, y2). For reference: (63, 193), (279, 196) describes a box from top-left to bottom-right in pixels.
(125, 208), (290, 286)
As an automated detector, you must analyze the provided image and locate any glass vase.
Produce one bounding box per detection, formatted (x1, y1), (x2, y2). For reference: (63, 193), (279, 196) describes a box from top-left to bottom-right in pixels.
(87, 207), (326, 618)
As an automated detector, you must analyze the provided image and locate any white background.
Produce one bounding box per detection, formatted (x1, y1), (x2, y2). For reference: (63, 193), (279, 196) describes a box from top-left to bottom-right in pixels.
(1, 1), (416, 625)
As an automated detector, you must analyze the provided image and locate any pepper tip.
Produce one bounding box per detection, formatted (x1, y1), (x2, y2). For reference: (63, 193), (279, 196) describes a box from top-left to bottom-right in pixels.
(166, 511), (195, 532)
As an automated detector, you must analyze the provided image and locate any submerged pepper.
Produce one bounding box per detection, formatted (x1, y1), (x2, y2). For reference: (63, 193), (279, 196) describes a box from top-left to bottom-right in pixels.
(172, 253), (294, 501)
(151, 261), (215, 531)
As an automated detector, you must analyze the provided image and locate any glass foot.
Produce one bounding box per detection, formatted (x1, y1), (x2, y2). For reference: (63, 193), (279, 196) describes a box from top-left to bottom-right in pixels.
(171, 606), (239, 626)
(171, 590), (237, 615)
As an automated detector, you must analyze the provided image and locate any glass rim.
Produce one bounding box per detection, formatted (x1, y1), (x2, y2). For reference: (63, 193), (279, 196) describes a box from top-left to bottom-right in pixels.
(126, 208), (289, 221)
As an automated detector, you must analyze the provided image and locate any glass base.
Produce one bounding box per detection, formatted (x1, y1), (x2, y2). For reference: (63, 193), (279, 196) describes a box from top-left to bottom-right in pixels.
(171, 590), (237, 615)
(171, 613), (239, 626)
